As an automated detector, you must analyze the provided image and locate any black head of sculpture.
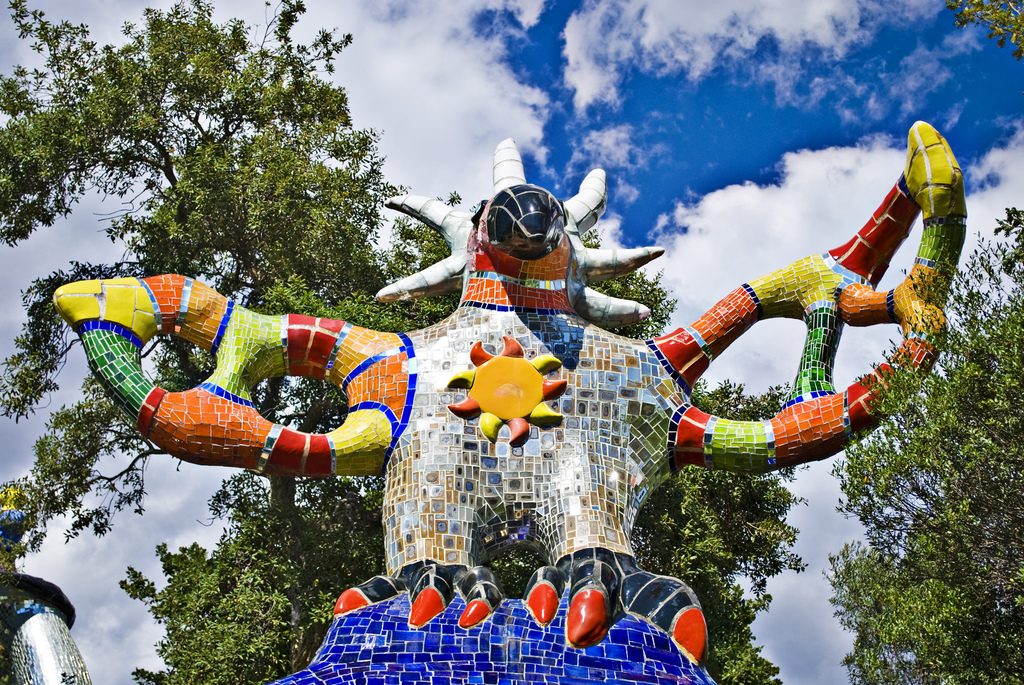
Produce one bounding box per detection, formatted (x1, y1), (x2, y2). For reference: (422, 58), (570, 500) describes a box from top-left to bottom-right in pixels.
(482, 184), (565, 260)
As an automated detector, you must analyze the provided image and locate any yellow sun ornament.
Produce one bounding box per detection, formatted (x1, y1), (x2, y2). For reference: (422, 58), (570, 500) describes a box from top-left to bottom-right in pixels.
(447, 336), (567, 446)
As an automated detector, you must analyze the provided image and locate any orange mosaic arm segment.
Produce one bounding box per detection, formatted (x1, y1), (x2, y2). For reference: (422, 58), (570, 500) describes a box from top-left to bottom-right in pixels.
(658, 122), (965, 474)
(55, 274), (415, 477)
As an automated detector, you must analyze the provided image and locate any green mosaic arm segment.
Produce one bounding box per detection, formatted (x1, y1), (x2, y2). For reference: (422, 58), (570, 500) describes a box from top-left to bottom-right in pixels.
(54, 275), (412, 478)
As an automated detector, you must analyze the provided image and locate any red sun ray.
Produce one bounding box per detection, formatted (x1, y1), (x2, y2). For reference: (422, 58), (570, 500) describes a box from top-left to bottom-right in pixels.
(447, 396), (482, 419)
(470, 341), (493, 366)
(500, 335), (525, 358)
(542, 378), (568, 400)
(507, 417), (531, 446)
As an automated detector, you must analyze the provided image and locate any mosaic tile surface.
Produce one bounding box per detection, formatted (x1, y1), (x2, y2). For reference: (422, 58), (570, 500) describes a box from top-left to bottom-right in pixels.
(271, 595), (716, 685)
(53, 121), (967, 678)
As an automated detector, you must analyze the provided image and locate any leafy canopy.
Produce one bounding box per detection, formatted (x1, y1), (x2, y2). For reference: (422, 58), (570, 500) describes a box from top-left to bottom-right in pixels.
(831, 209), (1024, 684)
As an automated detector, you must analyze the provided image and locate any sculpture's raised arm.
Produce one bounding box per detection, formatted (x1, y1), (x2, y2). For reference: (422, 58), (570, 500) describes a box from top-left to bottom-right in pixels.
(648, 121), (966, 473)
(53, 274), (414, 477)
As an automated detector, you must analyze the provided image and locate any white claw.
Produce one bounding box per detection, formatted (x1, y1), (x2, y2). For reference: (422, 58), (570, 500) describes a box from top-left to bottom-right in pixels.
(583, 246), (665, 283)
(375, 254), (467, 302)
(573, 287), (651, 327)
(385, 194), (473, 251)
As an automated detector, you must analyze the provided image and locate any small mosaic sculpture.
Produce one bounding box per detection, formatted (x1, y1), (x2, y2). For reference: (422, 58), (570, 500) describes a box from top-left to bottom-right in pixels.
(53, 122), (966, 672)
(0, 494), (92, 684)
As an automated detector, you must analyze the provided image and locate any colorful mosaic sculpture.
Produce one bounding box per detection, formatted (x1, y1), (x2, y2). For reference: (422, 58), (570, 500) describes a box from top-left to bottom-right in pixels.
(53, 121), (966, 675)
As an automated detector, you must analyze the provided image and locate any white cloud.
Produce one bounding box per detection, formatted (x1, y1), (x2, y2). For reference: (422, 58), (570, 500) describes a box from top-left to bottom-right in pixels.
(562, 0), (941, 112)
(651, 123), (1024, 684)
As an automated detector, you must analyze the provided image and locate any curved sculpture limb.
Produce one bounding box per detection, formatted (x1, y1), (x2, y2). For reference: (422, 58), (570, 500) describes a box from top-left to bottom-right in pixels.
(650, 121), (965, 473)
(53, 276), (414, 476)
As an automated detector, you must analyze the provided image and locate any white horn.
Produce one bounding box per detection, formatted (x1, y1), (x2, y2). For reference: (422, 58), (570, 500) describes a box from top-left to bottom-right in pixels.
(564, 169), (607, 233)
(493, 138), (527, 192)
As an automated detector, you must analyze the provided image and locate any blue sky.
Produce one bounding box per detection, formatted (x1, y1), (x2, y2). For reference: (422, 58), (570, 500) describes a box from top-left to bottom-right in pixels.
(0, 2), (1021, 684)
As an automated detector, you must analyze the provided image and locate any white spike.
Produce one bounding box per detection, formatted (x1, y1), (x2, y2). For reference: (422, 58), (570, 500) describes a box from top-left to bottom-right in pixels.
(564, 169), (607, 233)
(573, 287), (651, 327)
(583, 246), (665, 283)
(493, 138), (527, 192)
(375, 254), (467, 302)
(386, 195), (473, 250)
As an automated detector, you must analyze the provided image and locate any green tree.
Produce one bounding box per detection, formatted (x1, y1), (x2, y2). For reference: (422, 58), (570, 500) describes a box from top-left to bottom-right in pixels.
(830, 209), (1024, 684)
(0, 2), (801, 683)
(947, 1), (1024, 60)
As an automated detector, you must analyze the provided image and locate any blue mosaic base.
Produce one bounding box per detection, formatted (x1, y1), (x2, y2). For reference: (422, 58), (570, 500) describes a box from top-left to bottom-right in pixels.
(271, 595), (717, 685)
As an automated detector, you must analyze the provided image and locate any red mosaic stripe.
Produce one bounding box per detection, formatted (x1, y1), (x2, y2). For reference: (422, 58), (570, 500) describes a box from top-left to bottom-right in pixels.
(828, 181), (920, 286)
(673, 406), (712, 469)
(287, 314), (346, 379)
(136, 386), (168, 436)
(652, 330), (709, 389)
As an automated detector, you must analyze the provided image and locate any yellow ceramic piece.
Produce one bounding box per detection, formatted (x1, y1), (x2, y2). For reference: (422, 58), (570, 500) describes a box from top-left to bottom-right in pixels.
(479, 412), (504, 442)
(53, 277), (158, 342)
(747, 254), (842, 318)
(325, 410), (394, 476)
(53, 280), (101, 326)
(470, 356), (544, 419)
(447, 369), (476, 389)
(531, 354), (562, 374)
(529, 402), (562, 427)
(904, 121), (966, 220)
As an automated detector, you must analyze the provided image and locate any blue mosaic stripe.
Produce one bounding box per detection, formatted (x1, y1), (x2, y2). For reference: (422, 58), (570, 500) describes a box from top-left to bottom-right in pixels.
(914, 256), (937, 269)
(470, 270), (566, 290)
(822, 253), (870, 287)
(385, 333), (417, 469)
(324, 322), (353, 371)
(347, 401), (400, 429)
(463, 301), (568, 316)
(685, 325), (713, 360)
(763, 420), (777, 461)
(644, 340), (692, 396)
(339, 333), (417, 473)
(782, 389), (835, 409)
(666, 404), (688, 472)
(842, 392), (852, 438)
(197, 381), (255, 408)
(257, 424), (284, 472)
(702, 416), (718, 468)
(804, 299), (835, 316)
(741, 282), (763, 318)
(78, 320), (142, 350)
(923, 214), (966, 229)
(341, 347), (402, 392)
(209, 300), (234, 357)
(885, 289), (897, 322)
(137, 280), (163, 333)
(897, 173), (911, 200)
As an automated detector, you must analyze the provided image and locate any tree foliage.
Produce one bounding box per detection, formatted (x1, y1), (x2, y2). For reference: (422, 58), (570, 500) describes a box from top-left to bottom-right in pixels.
(830, 209), (1024, 684)
(0, 2), (801, 683)
(947, 1), (1024, 60)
